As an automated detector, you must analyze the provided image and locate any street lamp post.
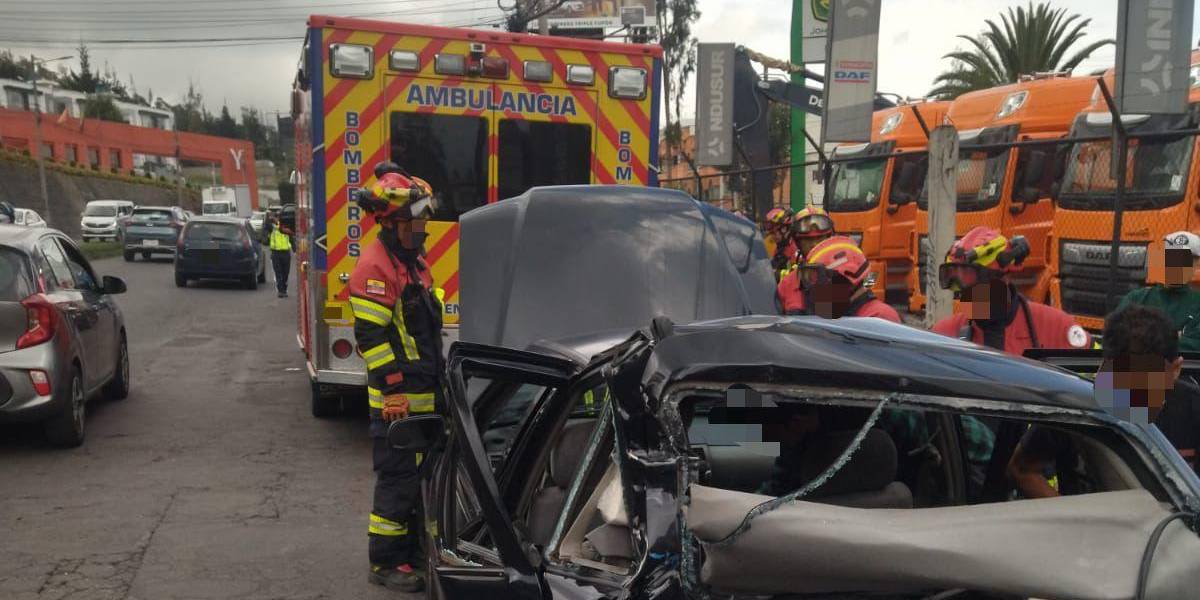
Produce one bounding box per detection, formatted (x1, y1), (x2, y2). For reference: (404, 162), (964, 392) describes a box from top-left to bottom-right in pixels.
(28, 55), (73, 229)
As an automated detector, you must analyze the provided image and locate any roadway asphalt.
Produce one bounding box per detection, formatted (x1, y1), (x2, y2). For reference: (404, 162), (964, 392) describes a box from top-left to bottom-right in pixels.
(0, 254), (415, 600)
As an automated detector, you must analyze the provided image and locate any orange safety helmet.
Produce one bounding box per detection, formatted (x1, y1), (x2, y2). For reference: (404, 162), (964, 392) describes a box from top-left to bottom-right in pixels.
(356, 171), (435, 221)
(939, 226), (1030, 291)
(791, 206), (835, 239)
(798, 236), (870, 289)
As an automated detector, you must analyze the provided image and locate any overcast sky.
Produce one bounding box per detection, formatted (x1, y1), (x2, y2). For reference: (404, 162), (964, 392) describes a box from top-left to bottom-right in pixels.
(1, 0), (1196, 124)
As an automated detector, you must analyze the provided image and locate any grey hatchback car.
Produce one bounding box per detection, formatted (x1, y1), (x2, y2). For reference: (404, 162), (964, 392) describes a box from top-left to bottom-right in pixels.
(122, 206), (188, 262)
(0, 225), (130, 447)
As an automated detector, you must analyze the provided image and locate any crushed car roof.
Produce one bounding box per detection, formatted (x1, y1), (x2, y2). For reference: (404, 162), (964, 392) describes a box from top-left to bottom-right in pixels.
(644, 315), (1098, 411)
(459, 185), (775, 350)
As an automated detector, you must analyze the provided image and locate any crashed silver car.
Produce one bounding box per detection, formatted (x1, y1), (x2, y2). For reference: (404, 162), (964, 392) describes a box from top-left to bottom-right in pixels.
(392, 186), (1200, 600)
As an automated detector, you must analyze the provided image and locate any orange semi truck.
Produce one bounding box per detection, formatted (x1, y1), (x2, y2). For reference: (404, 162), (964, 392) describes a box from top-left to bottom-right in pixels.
(909, 75), (1097, 312)
(291, 16), (661, 414)
(826, 100), (950, 305)
(1051, 53), (1200, 330)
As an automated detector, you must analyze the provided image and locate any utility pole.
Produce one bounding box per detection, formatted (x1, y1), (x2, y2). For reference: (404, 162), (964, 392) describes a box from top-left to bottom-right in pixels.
(537, 0), (549, 34)
(924, 125), (958, 328)
(30, 55), (51, 228)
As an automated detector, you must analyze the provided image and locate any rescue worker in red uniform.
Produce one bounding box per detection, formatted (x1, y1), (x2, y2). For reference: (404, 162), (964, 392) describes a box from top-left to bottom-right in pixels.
(932, 226), (1093, 354)
(799, 236), (901, 322)
(776, 206), (835, 315)
(349, 162), (443, 593)
(765, 207), (796, 277)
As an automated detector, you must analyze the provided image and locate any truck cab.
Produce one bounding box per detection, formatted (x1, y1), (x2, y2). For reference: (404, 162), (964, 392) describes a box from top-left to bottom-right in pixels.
(1050, 53), (1200, 331)
(909, 75), (1096, 312)
(827, 100), (949, 307)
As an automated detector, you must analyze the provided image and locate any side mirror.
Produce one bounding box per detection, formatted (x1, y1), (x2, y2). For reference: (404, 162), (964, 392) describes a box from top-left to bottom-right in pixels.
(102, 275), (127, 295)
(387, 413), (446, 453)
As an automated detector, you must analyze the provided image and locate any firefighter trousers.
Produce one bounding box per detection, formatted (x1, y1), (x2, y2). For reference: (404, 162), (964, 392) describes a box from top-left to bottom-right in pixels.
(369, 432), (422, 568)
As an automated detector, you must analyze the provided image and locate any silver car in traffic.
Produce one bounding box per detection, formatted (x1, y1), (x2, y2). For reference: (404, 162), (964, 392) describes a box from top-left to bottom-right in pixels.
(0, 225), (130, 447)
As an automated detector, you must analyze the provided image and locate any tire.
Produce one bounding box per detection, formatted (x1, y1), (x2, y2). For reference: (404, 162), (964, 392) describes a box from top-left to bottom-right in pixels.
(142, 252), (151, 261)
(244, 274), (258, 290)
(45, 367), (85, 448)
(124, 251), (135, 262)
(175, 272), (187, 288)
(102, 333), (130, 401)
(310, 380), (340, 418)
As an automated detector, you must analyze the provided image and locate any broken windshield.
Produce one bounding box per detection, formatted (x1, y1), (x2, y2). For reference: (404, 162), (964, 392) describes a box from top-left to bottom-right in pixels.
(1058, 135), (1194, 211)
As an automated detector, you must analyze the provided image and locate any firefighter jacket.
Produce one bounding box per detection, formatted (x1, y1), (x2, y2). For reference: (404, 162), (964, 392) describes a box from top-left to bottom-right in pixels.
(846, 293), (901, 323)
(776, 269), (807, 315)
(348, 238), (443, 423)
(932, 290), (1093, 356)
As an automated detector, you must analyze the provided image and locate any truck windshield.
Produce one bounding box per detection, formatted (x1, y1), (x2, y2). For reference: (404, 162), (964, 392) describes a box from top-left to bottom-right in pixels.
(391, 112), (488, 221)
(202, 204), (231, 215)
(918, 147), (1009, 212)
(827, 158), (886, 212)
(1058, 135), (1194, 211)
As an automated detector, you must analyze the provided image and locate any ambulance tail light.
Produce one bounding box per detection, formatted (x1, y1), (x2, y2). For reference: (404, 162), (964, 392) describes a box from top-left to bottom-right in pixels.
(609, 66), (647, 100)
(480, 56), (510, 79)
(566, 64), (594, 86)
(389, 50), (420, 72)
(435, 54), (467, 76)
(524, 60), (554, 83)
(329, 44), (374, 79)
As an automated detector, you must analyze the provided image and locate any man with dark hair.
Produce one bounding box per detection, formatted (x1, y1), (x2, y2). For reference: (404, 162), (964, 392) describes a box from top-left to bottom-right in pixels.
(1117, 231), (1200, 353)
(1008, 305), (1200, 498)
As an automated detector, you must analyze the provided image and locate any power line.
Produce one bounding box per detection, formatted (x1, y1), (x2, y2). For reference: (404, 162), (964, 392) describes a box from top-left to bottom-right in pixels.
(0, 4), (492, 25)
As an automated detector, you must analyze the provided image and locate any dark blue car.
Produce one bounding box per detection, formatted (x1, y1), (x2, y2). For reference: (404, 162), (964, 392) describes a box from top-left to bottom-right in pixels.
(174, 217), (265, 289)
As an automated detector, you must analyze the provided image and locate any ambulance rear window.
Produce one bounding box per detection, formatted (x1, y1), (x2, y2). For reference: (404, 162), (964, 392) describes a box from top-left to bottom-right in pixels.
(390, 112), (488, 221)
(497, 120), (592, 200)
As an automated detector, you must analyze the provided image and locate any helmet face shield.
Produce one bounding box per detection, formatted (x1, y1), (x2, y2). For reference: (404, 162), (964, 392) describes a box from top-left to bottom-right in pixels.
(793, 213), (834, 237)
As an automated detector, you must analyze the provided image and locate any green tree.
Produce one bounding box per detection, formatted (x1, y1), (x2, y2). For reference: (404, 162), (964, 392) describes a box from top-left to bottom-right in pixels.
(61, 44), (103, 94)
(928, 2), (1112, 99)
(82, 94), (126, 123)
(656, 0), (700, 169)
(0, 50), (57, 82)
(216, 105), (240, 138)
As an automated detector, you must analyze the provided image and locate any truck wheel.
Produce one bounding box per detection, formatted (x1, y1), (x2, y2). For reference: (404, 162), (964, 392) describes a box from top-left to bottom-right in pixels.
(310, 381), (340, 418)
(45, 367), (86, 448)
(124, 251), (135, 262)
(175, 273), (188, 288)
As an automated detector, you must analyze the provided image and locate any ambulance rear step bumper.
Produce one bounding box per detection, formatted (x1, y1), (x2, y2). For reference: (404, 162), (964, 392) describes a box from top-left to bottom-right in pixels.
(305, 361), (366, 387)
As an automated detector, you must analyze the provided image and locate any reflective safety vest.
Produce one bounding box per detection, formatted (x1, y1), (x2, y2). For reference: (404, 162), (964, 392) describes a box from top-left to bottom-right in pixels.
(269, 228), (292, 252)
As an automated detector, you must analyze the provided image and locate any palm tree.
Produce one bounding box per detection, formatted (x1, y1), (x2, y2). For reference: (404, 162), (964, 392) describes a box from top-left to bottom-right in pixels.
(928, 2), (1113, 99)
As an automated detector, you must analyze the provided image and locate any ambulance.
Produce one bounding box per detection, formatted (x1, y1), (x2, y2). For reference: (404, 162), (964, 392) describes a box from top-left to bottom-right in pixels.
(291, 15), (662, 415)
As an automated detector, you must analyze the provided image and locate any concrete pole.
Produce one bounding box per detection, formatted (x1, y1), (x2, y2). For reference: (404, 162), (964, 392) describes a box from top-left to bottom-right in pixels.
(30, 56), (51, 228)
(924, 125), (958, 329)
(537, 0), (550, 34)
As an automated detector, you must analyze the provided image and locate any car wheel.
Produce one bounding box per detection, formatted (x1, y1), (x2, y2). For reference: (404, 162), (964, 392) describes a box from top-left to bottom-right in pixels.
(310, 380), (340, 418)
(175, 272), (188, 288)
(103, 333), (130, 401)
(244, 274), (258, 290)
(123, 251), (135, 262)
(45, 367), (85, 448)
(142, 251), (151, 261)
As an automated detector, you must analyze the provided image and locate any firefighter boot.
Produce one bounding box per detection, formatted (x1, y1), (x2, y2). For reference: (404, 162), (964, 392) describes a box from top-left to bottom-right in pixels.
(368, 564), (423, 593)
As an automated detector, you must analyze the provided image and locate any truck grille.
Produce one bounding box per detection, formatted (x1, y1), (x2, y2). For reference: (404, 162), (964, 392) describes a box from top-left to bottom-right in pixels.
(918, 235), (930, 294)
(1059, 240), (1147, 318)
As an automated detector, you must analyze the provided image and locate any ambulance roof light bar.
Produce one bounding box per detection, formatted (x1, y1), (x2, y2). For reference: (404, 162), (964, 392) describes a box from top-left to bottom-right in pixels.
(566, 64), (594, 86)
(524, 60), (553, 83)
(330, 43), (373, 79)
(435, 53), (467, 76)
(389, 50), (420, 72)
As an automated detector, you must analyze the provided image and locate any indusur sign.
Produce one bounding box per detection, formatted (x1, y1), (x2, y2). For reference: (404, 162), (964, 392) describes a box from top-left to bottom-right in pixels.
(1115, 0), (1195, 114)
(696, 43), (735, 167)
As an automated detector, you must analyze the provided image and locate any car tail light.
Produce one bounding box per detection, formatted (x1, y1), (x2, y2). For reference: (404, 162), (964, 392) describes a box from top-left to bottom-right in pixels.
(17, 294), (57, 349)
(29, 370), (51, 396)
(242, 235), (251, 250)
(332, 339), (354, 359)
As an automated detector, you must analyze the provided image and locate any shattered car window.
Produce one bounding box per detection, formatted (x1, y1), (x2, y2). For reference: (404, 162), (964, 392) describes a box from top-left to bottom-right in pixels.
(477, 380), (549, 472)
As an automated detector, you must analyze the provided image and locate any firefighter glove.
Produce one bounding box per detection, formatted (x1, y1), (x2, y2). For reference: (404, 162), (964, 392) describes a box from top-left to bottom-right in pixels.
(382, 394), (410, 422)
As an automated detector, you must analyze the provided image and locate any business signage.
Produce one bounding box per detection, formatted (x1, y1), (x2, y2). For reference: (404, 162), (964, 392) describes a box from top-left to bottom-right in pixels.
(821, 0), (881, 143)
(696, 43), (736, 167)
(545, 0), (657, 30)
(1115, 0), (1195, 114)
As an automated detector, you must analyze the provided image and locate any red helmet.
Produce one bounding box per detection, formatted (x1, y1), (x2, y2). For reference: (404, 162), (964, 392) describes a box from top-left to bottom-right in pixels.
(799, 236), (870, 289)
(357, 171), (435, 221)
(791, 206), (835, 239)
(939, 226), (1030, 292)
(764, 207), (793, 236)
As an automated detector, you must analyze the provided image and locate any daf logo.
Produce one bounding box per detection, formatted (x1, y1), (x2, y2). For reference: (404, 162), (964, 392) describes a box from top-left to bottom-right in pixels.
(1085, 249), (1110, 261)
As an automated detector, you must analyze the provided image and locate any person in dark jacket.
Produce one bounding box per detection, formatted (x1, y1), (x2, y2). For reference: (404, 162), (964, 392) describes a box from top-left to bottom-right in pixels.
(1117, 231), (1200, 353)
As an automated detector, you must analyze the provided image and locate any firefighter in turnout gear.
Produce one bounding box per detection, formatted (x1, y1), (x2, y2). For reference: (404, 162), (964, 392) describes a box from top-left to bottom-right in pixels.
(775, 206), (836, 315)
(349, 161), (442, 593)
(932, 226), (1093, 355)
(765, 207), (796, 278)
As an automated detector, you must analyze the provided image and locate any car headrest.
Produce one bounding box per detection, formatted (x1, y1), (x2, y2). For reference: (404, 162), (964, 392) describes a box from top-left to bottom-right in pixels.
(799, 428), (898, 498)
(550, 420), (595, 488)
